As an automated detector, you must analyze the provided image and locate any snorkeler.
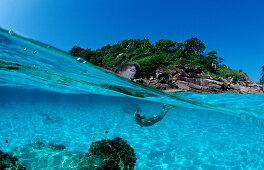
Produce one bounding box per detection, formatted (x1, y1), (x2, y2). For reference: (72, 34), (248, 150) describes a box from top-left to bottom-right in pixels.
(134, 104), (177, 127)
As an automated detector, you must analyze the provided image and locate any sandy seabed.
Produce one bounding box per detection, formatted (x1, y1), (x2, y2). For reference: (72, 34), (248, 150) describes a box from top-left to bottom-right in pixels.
(0, 88), (264, 169)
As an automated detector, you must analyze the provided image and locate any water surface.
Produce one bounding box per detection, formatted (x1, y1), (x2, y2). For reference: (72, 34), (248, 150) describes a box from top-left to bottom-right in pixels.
(0, 28), (264, 169)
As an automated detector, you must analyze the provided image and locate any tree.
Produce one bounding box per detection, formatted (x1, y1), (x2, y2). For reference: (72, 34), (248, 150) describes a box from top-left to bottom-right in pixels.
(155, 39), (176, 53)
(69, 46), (83, 56)
(260, 65), (264, 84)
(184, 37), (206, 54)
(206, 51), (224, 65)
(69, 38), (232, 79)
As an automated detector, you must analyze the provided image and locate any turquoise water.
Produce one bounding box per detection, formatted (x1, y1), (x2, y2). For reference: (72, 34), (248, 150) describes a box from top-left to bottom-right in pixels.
(0, 28), (264, 169)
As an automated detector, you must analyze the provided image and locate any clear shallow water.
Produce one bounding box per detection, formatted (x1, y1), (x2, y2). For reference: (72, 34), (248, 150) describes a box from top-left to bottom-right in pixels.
(0, 28), (264, 169)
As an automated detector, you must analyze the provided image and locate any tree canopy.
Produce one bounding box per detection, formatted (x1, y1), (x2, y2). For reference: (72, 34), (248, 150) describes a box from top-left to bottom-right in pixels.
(70, 37), (230, 77)
(260, 65), (264, 84)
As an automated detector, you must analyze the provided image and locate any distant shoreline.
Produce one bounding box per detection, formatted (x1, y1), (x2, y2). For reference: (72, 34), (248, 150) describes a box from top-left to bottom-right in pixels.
(70, 38), (263, 94)
(98, 64), (264, 94)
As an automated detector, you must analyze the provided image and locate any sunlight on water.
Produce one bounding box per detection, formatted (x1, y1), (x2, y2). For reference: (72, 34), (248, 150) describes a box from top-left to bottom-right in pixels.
(0, 28), (264, 169)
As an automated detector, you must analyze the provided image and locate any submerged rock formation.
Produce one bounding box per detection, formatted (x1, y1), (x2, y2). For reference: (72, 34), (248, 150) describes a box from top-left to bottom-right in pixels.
(118, 64), (263, 94)
(0, 150), (25, 169)
(9, 138), (136, 170)
(88, 137), (137, 170)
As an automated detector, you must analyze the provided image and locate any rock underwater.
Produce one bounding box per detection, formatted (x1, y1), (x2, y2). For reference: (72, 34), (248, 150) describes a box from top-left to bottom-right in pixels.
(0, 150), (26, 169)
(8, 137), (136, 170)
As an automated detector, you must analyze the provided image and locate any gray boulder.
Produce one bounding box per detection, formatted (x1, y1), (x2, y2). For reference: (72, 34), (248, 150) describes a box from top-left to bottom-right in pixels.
(117, 62), (140, 80)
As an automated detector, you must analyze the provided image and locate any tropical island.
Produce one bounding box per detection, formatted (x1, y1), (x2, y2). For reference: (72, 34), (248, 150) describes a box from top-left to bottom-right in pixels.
(70, 37), (263, 94)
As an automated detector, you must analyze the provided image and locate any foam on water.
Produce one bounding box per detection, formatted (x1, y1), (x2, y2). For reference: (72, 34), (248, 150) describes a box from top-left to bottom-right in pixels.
(1, 28), (264, 169)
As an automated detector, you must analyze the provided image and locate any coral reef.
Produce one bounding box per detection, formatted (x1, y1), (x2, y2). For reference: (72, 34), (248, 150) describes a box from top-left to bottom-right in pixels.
(8, 138), (136, 169)
(88, 137), (137, 170)
(0, 150), (26, 169)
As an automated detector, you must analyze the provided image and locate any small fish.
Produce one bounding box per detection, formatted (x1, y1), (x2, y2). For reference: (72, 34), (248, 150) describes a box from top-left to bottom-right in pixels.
(5, 140), (8, 143)
(105, 131), (109, 134)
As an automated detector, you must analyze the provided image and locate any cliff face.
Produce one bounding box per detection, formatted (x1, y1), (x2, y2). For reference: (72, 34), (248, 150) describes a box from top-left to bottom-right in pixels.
(117, 63), (263, 94)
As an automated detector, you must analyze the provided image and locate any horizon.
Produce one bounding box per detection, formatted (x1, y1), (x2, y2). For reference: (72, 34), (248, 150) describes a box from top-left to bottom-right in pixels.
(0, 0), (263, 82)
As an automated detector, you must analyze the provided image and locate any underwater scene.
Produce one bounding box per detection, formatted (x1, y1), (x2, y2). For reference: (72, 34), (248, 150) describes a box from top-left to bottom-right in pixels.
(1, 28), (264, 169)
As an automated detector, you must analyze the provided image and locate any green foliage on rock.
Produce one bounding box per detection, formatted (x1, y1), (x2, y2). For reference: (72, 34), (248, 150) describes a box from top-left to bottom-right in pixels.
(88, 137), (136, 170)
(69, 37), (242, 79)
(209, 65), (247, 81)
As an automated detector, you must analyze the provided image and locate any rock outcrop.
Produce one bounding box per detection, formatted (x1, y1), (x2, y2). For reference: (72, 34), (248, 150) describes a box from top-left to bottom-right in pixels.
(117, 62), (140, 80)
(131, 64), (263, 94)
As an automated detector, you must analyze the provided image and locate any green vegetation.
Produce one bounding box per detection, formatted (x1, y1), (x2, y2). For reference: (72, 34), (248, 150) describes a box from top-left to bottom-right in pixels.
(260, 65), (264, 84)
(70, 37), (245, 79)
(211, 65), (247, 82)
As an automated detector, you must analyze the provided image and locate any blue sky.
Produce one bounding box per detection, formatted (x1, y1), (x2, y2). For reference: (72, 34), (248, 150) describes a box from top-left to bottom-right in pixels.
(0, 0), (263, 82)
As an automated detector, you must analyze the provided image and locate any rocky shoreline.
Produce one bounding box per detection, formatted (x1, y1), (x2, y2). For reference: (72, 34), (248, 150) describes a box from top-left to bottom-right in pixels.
(116, 63), (263, 94)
